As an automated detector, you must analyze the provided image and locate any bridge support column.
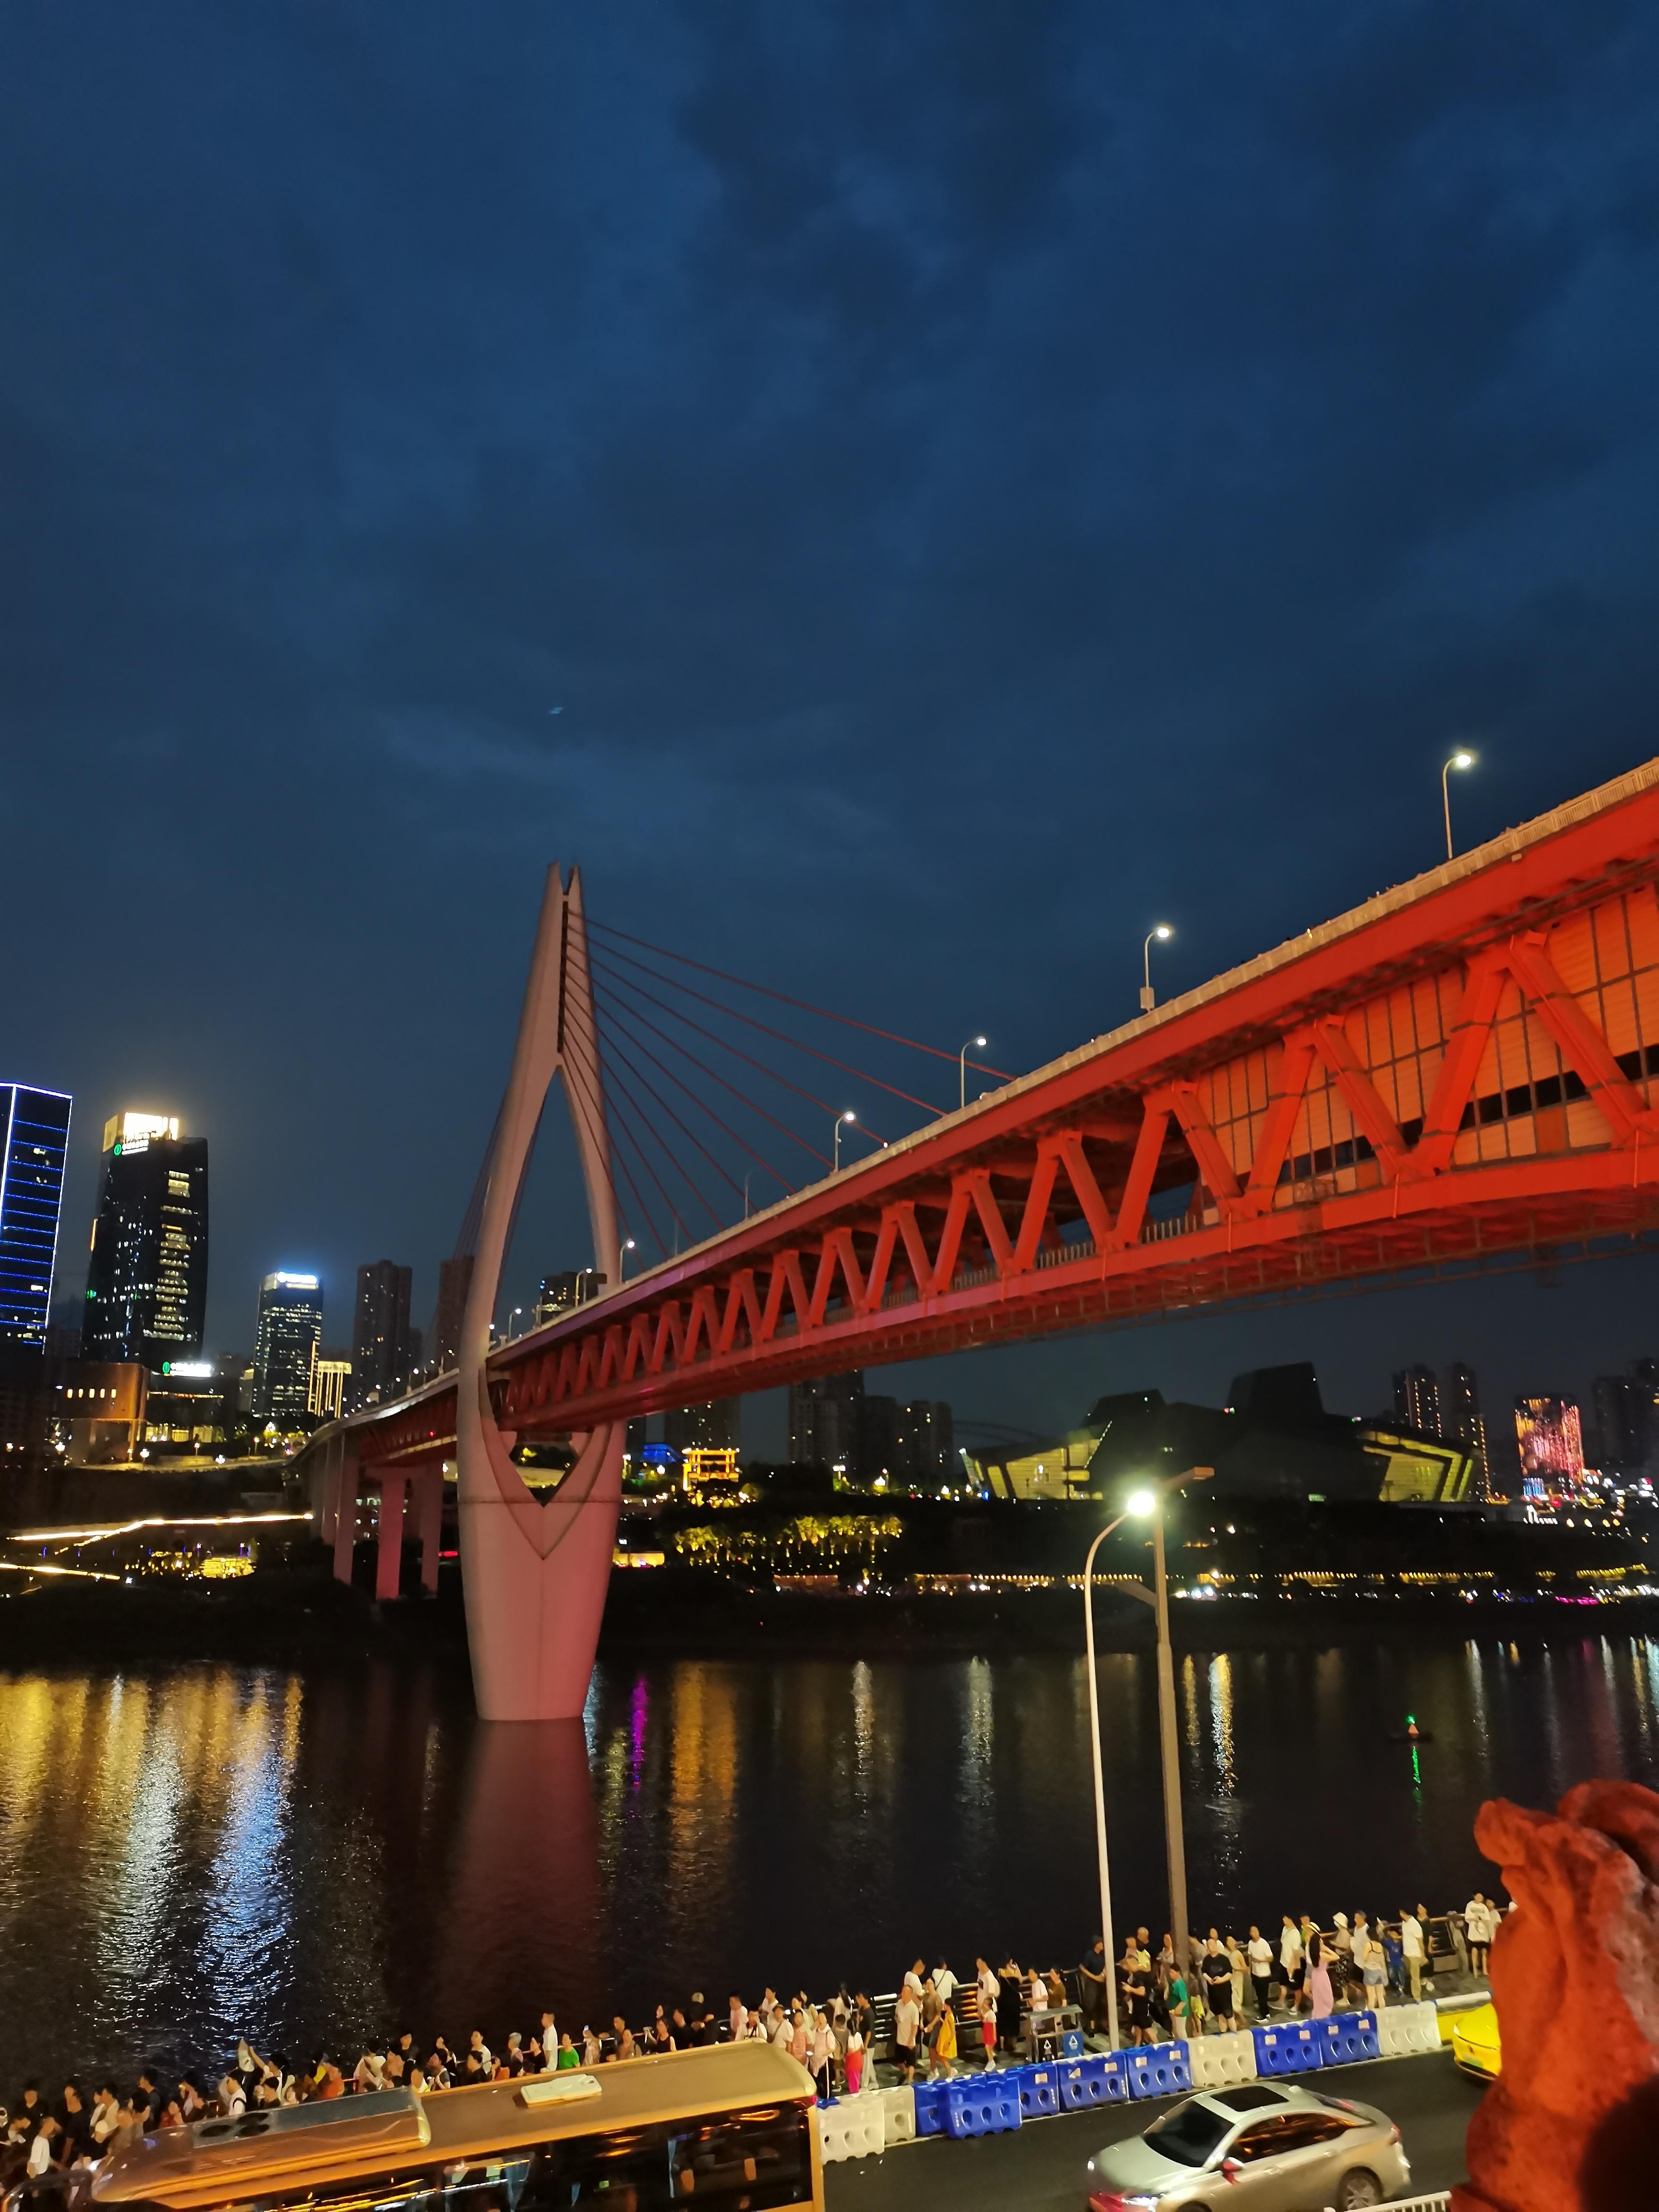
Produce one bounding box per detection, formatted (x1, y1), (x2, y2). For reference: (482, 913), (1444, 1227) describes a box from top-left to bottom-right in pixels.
(413, 1468), (445, 1595)
(375, 1474), (408, 1602)
(332, 1450), (360, 1585)
(457, 863), (623, 1720)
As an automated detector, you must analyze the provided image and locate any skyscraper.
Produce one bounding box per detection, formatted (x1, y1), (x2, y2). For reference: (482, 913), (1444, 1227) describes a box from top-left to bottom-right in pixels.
(1392, 1364), (1442, 1436)
(1514, 1395), (1585, 1494)
(84, 1111), (209, 1367)
(788, 1370), (864, 1473)
(664, 1397), (740, 1455)
(252, 1272), (324, 1425)
(0, 1085), (72, 1351)
(1590, 1371), (1654, 1476)
(351, 1259), (413, 1407)
(1441, 1361), (1491, 1497)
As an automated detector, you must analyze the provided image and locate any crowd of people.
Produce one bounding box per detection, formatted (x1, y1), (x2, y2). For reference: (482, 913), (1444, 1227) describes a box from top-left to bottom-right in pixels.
(0, 1892), (1501, 2185)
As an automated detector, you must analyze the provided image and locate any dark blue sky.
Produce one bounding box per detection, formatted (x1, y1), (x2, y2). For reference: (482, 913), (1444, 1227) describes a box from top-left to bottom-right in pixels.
(6, 3), (1659, 1451)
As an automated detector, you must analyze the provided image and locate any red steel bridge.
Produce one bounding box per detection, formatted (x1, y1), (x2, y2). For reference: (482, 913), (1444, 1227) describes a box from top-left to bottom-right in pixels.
(304, 757), (1659, 1714)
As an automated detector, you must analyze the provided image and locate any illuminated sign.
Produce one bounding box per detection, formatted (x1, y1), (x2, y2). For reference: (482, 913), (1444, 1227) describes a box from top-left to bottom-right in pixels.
(103, 1110), (180, 1156)
(272, 1273), (319, 1290)
(640, 1443), (675, 1467)
(161, 1361), (214, 1379)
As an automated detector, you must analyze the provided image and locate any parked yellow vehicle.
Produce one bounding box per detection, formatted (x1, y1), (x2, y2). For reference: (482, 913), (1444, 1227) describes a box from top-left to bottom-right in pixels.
(1450, 2001), (1502, 2080)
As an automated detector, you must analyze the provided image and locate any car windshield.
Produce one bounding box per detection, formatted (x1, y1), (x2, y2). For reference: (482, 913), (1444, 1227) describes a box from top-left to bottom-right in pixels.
(1144, 2100), (1232, 2167)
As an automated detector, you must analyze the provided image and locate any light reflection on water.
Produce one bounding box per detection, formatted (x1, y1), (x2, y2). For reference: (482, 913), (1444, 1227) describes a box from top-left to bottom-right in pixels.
(2, 1636), (1657, 2090)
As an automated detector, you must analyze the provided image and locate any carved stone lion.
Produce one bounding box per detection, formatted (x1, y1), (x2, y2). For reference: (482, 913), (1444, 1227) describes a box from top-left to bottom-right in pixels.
(1455, 1780), (1659, 2212)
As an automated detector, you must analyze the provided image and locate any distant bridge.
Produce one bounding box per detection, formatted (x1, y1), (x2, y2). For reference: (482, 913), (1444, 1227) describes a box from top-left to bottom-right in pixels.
(301, 757), (1659, 1715)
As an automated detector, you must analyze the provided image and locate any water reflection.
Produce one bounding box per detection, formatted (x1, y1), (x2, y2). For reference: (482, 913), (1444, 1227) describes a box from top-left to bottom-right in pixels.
(3, 1638), (1659, 2092)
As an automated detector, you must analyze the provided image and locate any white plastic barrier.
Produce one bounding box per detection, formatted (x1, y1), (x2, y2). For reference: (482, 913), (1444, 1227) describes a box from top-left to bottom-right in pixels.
(1186, 2029), (1259, 2089)
(1375, 2000), (1443, 2056)
(875, 2083), (916, 2147)
(815, 2098), (886, 2163)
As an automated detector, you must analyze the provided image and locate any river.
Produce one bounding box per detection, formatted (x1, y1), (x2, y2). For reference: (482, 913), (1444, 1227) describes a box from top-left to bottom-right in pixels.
(1, 1634), (1656, 2091)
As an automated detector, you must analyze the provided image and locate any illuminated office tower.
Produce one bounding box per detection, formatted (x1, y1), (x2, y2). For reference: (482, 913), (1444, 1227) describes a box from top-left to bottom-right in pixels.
(0, 1085), (72, 1351)
(252, 1271), (324, 1425)
(84, 1111), (209, 1366)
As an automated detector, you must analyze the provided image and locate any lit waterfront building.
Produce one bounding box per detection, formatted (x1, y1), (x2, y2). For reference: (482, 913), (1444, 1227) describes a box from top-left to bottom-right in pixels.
(1393, 1364), (1442, 1437)
(84, 1110), (209, 1367)
(0, 1085), (72, 1351)
(308, 1349), (351, 1422)
(253, 1272), (324, 1425)
(1514, 1394), (1585, 1496)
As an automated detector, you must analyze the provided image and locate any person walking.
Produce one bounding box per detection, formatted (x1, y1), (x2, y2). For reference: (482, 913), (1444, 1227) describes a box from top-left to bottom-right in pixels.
(1278, 1914), (1304, 2008)
(933, 2002), (958, 2080)
(1465, 1893), (1494, 1977)
(1246, 1926), (1274, 2017)
(974, 1959), (999, 2067)
(1400, 1907), (1426, 2002)
(1305, 1933), (1334, 2020)
(1201, 1937), (1236, 2033)
(893, 1984), (921, 2083)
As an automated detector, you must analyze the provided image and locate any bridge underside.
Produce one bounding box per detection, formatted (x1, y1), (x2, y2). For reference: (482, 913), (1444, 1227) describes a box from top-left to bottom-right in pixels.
(342, 763), (1659, 1473)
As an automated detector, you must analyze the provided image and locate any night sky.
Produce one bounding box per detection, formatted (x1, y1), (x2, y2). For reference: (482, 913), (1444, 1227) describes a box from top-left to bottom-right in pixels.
(7, 4), (1659, 1455)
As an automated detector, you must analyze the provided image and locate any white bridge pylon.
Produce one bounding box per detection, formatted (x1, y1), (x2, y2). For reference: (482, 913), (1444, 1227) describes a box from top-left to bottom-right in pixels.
(457, 864), (623, 1720)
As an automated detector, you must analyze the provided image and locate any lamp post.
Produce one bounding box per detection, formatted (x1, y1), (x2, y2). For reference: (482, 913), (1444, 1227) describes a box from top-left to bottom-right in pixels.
(1124, 1476), (1211, 1982)
(620, 1238), (637, 1279)
(1082, 1509), (1133, 2050)
(1442, 750), (1475, 861)
(960, 1036), (987, 1112)
(1141, 926), (1173, 1013)
(833, 1109), (856, 1171)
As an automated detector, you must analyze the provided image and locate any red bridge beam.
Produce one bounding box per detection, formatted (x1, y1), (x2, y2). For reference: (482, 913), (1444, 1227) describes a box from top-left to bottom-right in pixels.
(349, 760), (1659, 1465)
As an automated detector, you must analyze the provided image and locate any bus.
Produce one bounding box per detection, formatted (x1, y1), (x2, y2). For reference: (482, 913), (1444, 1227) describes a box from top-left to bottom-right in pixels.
(86, 2046), (823, 2212)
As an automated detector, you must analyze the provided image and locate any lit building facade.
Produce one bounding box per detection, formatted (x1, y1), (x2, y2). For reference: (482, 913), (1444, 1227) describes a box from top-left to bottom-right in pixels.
(308, 1352), (351, 1422)
(351, 1259), (412, 1407)
(664, 1397), (740, 1456)
(1441, 1361), (1492, 1497)
(84, 1111), (209, 1367)
(788, 1370), (864, 1474)
(0, 1085), (72, 1351)
(252, 1272), (324, 1425)
(1514, 1395), (1585, 1495)
(1392, 1364), (1442, 1436)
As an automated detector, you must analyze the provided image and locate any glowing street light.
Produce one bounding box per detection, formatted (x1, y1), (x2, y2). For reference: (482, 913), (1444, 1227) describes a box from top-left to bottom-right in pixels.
(1443, 749), (1476, 861)
(833, 1109), (856, 1171)
(1141, 925), (1173, 1013)
(1081, 1466), (1211, 2042)
(959, 1036), (987, 1112)
(620, 1238), (638, 1279)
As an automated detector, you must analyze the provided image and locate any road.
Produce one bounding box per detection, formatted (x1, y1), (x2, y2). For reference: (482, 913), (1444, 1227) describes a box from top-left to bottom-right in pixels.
(826, 2050), (1484, 2211)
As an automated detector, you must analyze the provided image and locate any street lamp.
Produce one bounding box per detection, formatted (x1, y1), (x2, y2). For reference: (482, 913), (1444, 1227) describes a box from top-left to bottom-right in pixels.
(1141, 926), (1173, 1013)
(620, 1238), (637, 1279)
(1082, 1506), (1135, 2050)
(1126, 1475), (1209, 1985)
(960, 1036), (987, 1113)
(833, 1109), (856, 1170)
(1442, 750), (1475, 861)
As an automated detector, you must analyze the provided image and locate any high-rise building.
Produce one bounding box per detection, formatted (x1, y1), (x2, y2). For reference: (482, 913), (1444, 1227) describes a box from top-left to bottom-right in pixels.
(1514, 1395), (1585, 1494)
(84, 1111), (209, 1368)
(664, 1397), (740, 1455)
(252, 1272), (324, 1426)
(308, 1349), (352, 1422)
(0, 1085), (72, 1352)
(1441, 1361), (1491, 1497)
(788, 1370), (864, 1473)
(898, 1398), (956, 1486)
(1393, 1365), (1442, 1436)
(351, 1260), (413, 1407)
(1591, 1371), (1654, 1476)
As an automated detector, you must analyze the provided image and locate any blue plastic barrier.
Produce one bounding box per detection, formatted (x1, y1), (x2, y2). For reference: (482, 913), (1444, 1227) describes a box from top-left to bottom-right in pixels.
(1015, 2064), (1061, 2119)
(1058, 2057), (1107, 2112)
(1313, 2012), (1380, 2067)
(942, 2077), (1022, 2139)
(1252, 2024), (1322, 2076)
(1125, 2043), (1193, 2100)
(912, 2080), (950, 2137)
(1061, 2028), (1085, 2058)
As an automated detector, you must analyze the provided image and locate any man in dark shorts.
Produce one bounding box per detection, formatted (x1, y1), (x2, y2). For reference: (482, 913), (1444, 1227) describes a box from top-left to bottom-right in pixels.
(1202, 1935), (1237, 2032)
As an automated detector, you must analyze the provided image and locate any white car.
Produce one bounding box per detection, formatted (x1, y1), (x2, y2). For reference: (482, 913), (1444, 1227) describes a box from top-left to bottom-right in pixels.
(1086, 2080), (1412, 2210)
